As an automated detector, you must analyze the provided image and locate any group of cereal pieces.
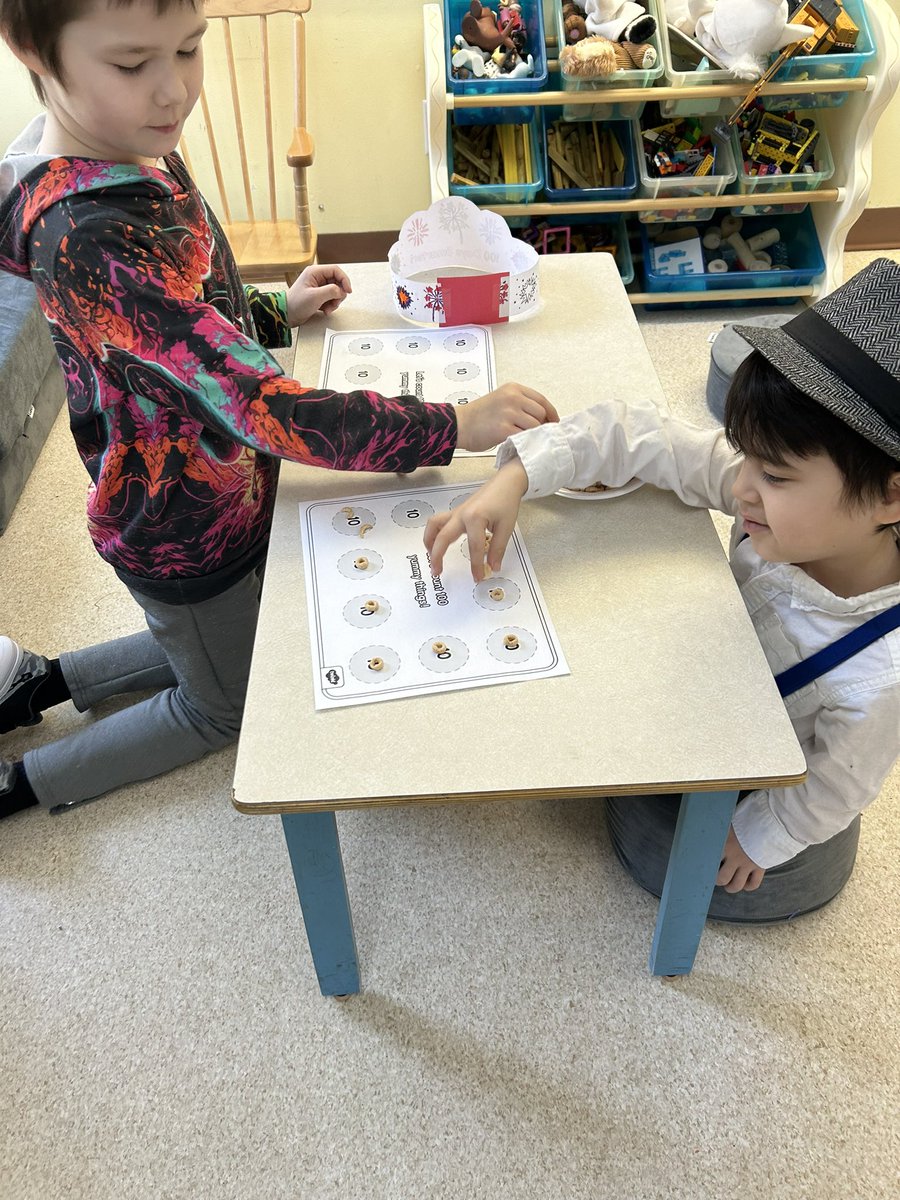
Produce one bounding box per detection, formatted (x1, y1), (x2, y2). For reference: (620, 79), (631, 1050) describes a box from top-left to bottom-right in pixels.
(452, 1), (535, 80)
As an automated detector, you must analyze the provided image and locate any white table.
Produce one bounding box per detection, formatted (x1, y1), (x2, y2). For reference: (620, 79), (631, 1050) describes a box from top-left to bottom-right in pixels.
(233, 255), (806, 994)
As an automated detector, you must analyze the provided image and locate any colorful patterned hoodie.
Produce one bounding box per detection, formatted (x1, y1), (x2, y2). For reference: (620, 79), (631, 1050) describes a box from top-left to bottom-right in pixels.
(0, 119), (456, 603)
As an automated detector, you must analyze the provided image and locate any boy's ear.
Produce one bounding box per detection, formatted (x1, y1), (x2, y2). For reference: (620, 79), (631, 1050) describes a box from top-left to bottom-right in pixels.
(2, 36), (50, 77)
(881, 471), (900, 525)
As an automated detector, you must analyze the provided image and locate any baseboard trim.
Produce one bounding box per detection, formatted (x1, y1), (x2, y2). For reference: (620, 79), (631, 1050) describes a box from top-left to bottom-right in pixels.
(845, 208), (899, 251)
(318, 211), (899, 265)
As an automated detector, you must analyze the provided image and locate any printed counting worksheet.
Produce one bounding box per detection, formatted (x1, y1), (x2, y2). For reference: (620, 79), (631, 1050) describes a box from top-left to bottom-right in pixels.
(299, 483), (569, 709)
(318, 326), (497, 456)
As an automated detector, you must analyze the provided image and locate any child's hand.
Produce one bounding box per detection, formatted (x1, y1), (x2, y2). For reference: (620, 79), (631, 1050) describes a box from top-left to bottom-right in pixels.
(424, 458), (529, 582)
(286, 264), (352, 326)
(716, 827), (766, 893)
(454, 383), (558, 453)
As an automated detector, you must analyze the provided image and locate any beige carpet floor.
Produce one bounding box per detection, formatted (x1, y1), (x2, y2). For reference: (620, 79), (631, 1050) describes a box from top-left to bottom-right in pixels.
(1, 252), (898, 1200)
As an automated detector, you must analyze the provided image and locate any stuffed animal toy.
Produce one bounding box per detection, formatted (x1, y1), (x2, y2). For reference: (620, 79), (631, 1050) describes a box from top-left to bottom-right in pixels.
(571, 0), (657, 45)
(689, 0), (816, 80)
(559, 34), (657, 75)
(562, 1), (588, 43)
(461, 1), (517, 53)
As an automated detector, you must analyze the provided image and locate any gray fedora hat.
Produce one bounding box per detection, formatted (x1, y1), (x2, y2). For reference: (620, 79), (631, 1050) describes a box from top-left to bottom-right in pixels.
(733, 257), (900, 461)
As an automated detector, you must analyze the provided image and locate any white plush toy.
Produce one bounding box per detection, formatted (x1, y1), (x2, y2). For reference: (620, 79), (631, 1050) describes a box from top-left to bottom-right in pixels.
(689, 0), (816, 80)
(572, 0), (657, 44)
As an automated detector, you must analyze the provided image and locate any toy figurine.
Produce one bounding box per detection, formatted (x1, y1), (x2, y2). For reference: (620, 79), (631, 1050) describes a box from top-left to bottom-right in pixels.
(461, 1), (517, 53)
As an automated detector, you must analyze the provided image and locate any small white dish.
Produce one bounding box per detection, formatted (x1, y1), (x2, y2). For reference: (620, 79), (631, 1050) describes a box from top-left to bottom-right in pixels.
(555, 478), (644, 501)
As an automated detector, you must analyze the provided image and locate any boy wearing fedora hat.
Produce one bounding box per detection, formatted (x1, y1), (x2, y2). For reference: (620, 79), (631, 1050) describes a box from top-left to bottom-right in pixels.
(425, 257), (900, 922)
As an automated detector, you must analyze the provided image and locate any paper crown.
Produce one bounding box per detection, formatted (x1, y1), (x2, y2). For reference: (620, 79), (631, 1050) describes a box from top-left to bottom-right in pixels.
(388, 196), (539, 327)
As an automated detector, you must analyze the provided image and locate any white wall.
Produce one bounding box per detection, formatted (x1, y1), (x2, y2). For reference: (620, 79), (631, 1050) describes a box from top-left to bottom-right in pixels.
(1, 0), (897, 231)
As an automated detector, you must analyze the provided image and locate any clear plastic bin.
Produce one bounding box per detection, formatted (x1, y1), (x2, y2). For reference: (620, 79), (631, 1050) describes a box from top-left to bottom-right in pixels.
(444, 0), (548, 125)
(553, 0), (664, 121)
(729, 113), (835, 216)
(634, 115), (737, 223)
(640, 208), (826, 307)
(658, 0), (876, 117)
(447, 116), (544, 206)
(541, 110), (638, 203)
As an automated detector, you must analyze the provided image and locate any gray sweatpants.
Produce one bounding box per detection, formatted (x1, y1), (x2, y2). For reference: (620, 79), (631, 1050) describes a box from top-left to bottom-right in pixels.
(24, 569), (262, 811)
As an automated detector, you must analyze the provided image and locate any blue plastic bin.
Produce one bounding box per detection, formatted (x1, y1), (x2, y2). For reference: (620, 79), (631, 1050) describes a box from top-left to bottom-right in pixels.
(515, 213), (635, 284)
(445, 0), (548, 125)
(541, 110), (637, 204)
(448, 115), (544, 205)
(640, 209), (826, 308)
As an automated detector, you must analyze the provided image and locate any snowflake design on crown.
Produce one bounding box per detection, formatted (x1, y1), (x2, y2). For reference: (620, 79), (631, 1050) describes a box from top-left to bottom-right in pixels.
(479, 219), (502, 247)
(515, 274), (537, 307)
(405, 218), (429, 248)
(424, 285), (444, 313)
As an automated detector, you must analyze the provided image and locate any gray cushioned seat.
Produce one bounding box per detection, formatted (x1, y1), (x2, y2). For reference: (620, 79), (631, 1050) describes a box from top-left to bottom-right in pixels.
(0, 272), (66, 532)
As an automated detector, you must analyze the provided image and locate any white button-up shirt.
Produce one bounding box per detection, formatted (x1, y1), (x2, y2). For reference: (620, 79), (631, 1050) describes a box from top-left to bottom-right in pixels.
(499, 396), (900, 869)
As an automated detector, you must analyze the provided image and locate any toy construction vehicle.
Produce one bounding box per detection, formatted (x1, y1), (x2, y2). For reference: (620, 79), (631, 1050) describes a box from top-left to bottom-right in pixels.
(712, 0), (860, 147)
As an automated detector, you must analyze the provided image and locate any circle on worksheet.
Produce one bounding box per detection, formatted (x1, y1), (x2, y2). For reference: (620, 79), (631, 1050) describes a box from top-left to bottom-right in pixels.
(332, 506), (376, 537)
(395, 335), (430, 356)
(443, 361), (480, 383)
(350, 645), (400, 684)
(347, 336), (384, 356)
(449, 492), (475, 510)
(391, 499), (435, 528)
(419, 635), (469, 674)
(473, 577), (519, 611)
(443, 331), (478, 354)
(344, 364), (382, 386)
(343, 594), (391, 630)
(446, 390), (477, 406)
(459, 537), (495, 563)
(337, 548), (383, 580)
(487, 626), (536, 665)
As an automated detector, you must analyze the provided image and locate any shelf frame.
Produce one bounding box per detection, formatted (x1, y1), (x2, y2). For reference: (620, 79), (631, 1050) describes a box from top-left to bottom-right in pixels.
(422, 1), (900, 307)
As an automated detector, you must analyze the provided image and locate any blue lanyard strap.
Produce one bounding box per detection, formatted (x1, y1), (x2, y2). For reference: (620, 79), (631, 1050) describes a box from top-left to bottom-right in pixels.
(775, 603), (900, 697)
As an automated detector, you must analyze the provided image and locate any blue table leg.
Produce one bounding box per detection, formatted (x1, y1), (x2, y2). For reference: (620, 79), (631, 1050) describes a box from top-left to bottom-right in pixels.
(280, 812), (360, 997)
(649, 790), (738, 976)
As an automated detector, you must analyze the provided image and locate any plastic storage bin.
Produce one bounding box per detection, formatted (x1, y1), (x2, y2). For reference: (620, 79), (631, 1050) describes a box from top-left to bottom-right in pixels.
(634, 115), (737, 222)
(729, 113), (835, 216)
(658, 0), (876, 117)
(448, 115), (544, 206)
(515, 213), (635, 285)
(639, 208), (826, 307)
(553, 0), (664, 121)
(541, 110), (638, 203)
(444, 0), (548, 125)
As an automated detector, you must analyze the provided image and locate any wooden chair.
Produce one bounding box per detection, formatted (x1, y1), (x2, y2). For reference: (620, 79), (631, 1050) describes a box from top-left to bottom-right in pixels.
(179, 0), (316, 285)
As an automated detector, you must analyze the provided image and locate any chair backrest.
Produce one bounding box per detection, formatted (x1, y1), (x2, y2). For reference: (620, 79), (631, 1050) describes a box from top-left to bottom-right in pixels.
(179, 1), (314, 278)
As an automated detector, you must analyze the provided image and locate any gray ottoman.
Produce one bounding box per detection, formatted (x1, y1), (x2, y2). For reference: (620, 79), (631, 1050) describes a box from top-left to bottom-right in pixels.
(706, 313), (794, 422)
(0, 273), (66, 533)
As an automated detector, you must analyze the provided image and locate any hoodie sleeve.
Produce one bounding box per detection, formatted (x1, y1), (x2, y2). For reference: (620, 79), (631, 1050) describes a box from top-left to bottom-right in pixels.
(43, 219), (457, 474)
(243, 284), (292, 350)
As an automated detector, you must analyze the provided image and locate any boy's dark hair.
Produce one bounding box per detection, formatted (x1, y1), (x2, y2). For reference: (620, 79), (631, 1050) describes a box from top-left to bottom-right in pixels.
(1, 0), (198, 102)
(725, 349), (900, 514)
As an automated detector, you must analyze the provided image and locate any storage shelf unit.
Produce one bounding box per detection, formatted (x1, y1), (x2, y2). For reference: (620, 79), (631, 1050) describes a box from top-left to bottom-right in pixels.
(424, 1), (900, 306)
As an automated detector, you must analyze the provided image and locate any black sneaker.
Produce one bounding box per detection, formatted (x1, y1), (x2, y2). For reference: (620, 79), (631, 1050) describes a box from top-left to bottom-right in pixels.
(0, 637), (51, 734)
